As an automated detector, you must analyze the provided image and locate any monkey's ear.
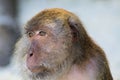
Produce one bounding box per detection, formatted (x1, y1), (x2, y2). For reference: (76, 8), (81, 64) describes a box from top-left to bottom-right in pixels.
(68, 16), (80, 42)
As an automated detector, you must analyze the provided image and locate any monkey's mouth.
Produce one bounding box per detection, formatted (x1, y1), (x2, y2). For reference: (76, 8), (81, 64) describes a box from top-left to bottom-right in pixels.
(28, 65), (48, 73)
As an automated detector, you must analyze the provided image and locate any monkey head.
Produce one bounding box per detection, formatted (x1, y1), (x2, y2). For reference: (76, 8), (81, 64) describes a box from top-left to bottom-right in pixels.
(15, 8), (89, 79)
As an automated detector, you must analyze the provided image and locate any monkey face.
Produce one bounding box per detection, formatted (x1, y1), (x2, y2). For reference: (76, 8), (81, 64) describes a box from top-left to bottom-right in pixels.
(25, 19), (73, 76)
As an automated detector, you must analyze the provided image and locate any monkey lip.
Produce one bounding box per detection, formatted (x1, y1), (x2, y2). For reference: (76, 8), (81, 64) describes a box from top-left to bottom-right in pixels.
(28, 65), (47, 73)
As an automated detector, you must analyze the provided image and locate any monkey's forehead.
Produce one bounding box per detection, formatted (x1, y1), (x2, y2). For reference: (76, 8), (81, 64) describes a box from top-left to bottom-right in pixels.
(25, 18), (65, 31)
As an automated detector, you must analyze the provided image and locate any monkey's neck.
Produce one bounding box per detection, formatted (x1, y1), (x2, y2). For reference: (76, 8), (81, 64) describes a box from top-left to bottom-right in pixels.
(58, 60), (97, 80)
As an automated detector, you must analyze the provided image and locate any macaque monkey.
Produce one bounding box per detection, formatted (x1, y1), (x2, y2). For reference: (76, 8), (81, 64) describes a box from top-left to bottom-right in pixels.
(14, 8), (113, 80)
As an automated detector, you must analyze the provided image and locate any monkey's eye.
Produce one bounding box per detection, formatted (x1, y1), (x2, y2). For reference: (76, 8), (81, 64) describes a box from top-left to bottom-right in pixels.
(39, 31), (46, 36)
(27, 31), (34, 37)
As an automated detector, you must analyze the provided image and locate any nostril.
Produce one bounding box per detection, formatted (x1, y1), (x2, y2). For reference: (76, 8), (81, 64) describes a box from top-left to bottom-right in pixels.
(29, 53), (33, 57)
(29, 50), (34, 57)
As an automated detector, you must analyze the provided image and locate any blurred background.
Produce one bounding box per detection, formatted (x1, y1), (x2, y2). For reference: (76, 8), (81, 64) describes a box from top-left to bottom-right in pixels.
(0, 0), (120, 80)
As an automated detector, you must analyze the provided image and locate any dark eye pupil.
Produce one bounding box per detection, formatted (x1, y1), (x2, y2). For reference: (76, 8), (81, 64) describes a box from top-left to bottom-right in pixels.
(39, 31), (46, 36)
